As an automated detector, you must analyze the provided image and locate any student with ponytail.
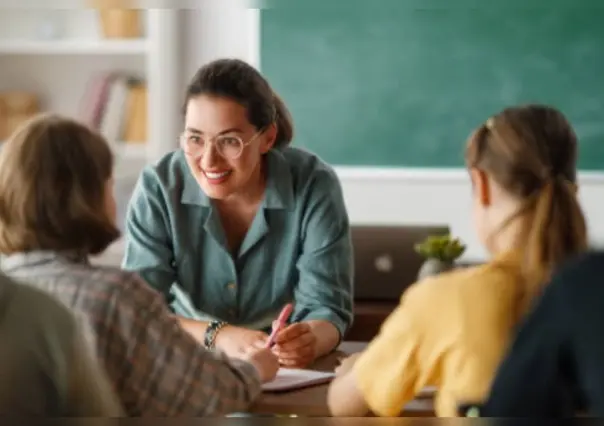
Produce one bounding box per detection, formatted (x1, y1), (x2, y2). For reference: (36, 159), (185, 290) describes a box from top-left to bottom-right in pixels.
(328, 104), (587, 417)
(467, 110), (587, 315)
(123, 59), (353, 368)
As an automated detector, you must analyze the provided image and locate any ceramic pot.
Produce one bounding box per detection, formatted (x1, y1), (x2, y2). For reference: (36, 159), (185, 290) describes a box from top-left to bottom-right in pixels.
(417, 258), (454, 281)
(90, 0), (141, 39)
(98, 9), (141, 38)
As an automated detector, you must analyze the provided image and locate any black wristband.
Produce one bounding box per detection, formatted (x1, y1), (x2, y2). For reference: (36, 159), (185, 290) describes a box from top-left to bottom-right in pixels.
(204, 320), (228, 349)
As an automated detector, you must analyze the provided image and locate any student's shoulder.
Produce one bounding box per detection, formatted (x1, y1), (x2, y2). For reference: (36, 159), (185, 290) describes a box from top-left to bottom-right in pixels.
(76, 265), (174, 334)
(71, 264), (163, 311)
(8, 277), (70, 316)
(549, 250), (604, 299)
(1, 274), (78, 338)
(91, 264), (159, 296)
(553, 250), (604, 279)
(404, 262), (506, 304)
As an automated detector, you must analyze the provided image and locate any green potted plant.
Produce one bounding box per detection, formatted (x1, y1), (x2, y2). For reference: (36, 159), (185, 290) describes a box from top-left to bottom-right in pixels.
(414, 234), (466, 280)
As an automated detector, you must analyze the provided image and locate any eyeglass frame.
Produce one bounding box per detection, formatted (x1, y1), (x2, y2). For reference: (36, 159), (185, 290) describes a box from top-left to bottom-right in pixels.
(179, 128), (266, 161)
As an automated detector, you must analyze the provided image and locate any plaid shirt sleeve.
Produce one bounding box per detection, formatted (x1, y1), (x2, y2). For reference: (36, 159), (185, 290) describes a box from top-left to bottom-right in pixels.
(103, 273), (262, 416)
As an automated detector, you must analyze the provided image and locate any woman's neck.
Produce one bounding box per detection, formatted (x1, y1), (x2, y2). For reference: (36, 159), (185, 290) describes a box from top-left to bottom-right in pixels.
(489, 214), (525, 257)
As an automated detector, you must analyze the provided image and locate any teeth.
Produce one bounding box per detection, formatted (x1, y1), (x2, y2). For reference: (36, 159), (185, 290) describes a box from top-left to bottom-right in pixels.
(205, 171), (230, 179)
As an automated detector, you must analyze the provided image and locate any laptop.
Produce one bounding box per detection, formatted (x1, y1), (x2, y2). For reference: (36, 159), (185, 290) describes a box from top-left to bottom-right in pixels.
(351, 225), (451, 302)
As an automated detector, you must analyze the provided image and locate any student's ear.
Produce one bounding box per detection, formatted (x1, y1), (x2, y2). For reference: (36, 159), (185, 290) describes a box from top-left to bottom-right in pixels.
(470, 167), (491, 207)
(259, 123), (277, 154)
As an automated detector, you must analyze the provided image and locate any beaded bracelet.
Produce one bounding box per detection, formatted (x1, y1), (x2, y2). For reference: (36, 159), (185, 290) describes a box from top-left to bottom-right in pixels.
(204, 320), (228, 349)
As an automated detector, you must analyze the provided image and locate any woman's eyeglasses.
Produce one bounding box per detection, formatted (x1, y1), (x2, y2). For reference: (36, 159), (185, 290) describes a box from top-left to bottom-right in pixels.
(180, 130), (263, 160)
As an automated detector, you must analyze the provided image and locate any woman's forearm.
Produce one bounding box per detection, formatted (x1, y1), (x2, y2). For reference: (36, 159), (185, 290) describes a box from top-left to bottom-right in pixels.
(178, 317), (210, 344)
(178, 315), (341, 360)
(307, 319), (341, 358)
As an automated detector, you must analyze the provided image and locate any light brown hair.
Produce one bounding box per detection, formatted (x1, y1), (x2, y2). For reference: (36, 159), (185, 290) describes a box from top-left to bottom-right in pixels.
(466, 104), (588, 313)
(0, 113), (120, 256)
(183, 58), (294, 148)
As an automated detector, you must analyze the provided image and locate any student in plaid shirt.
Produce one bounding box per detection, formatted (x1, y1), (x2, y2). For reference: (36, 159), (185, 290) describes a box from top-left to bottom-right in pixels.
(0, 113), (279, 416)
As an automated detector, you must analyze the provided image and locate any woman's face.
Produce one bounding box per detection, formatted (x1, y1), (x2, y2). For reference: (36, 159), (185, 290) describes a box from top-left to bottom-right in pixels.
(182, 95), (276, 201)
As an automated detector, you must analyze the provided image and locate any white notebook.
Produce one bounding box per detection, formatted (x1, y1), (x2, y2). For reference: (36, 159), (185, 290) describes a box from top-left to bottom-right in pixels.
(262, 368), (335, 392)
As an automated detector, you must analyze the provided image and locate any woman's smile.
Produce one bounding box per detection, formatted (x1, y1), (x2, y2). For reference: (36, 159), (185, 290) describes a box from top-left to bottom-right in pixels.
(202, 168), (233, 184)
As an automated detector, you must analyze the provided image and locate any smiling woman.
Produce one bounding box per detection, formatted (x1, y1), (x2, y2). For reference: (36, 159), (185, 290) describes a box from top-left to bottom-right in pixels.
(122, 58), (354, 368)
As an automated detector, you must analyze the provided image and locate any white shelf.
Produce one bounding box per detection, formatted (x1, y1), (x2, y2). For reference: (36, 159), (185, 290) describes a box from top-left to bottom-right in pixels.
(0, 38), (149, 55)
(0, 9), (180, 168)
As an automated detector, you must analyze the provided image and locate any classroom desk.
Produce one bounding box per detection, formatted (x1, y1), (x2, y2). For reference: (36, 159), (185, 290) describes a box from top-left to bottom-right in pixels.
(251, 341), (435, 417)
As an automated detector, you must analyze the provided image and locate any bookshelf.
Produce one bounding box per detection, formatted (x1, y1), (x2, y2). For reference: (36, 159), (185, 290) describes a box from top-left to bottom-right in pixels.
(0, 7), (259, 267)
(0, 8), (181, 179)
(0, 39), (149, 55)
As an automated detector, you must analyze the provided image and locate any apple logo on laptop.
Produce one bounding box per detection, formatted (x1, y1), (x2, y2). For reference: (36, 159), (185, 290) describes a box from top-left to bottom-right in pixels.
(374, 254), (393, 273)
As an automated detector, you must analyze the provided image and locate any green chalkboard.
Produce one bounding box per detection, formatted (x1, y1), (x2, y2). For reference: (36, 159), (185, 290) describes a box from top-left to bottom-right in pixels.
(260, 6), (604, 169)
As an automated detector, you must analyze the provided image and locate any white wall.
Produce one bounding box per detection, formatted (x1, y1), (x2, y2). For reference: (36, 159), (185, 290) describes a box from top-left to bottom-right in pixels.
(175, 6), (604, 263)
(181, 7), (259, 85)
(337, 169), (604, 262)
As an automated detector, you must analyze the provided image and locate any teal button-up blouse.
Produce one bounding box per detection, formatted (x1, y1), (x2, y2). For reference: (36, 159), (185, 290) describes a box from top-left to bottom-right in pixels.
(122, 146), (353, 336)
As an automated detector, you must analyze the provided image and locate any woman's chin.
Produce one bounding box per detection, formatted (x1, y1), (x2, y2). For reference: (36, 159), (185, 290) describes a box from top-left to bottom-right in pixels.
(202, 186), (233, 200)
(198, 178), (235, 200)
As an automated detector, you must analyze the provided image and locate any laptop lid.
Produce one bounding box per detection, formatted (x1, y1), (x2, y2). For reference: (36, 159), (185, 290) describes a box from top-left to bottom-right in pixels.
(352, 225), (451, 302)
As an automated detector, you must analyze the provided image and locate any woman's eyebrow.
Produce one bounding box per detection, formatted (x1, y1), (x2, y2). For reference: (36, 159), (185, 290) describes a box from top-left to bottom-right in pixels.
(184, 127), (244, 135)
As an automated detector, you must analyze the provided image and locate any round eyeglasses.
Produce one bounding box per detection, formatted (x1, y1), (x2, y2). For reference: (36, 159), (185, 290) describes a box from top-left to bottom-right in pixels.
(180, 130), (263, 160)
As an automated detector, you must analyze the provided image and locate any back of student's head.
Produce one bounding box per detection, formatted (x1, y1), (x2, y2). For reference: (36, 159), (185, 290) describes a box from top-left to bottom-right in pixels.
(466, 104), (587, 312)
(0, 113), (120, 256)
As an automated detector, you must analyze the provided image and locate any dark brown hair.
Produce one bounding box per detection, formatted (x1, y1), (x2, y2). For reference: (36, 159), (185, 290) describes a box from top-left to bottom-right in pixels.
(182, 58), (294, 148)
(0, 113), (120, 256)
(466, 104), (588, 313)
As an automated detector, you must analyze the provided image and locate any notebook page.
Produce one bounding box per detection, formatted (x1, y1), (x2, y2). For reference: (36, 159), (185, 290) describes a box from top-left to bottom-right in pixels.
(262, 368), (335, 392)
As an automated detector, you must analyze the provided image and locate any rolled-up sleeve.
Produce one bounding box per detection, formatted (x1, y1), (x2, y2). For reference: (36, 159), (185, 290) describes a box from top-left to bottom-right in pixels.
(122, 167), (176, 305)
(292, 169), (354, 338)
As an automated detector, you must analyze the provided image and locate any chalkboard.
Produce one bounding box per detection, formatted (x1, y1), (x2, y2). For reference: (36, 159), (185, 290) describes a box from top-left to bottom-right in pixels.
(260, 6), (604, 169)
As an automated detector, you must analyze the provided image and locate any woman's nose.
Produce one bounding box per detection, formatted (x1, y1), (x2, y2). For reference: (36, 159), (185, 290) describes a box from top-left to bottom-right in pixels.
(200, 142), (220, 168)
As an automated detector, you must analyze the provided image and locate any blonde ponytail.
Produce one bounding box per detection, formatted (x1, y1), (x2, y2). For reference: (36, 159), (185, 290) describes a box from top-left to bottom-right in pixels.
(519, 177), (587, 312)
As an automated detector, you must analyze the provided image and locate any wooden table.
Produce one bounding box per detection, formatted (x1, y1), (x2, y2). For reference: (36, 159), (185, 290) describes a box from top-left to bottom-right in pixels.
(251, 342), (435, 417)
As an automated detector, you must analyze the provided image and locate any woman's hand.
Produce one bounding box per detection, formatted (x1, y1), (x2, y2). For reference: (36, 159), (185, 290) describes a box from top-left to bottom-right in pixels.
(271, 321), (317, 368)
(214, 325), (269, 358)
(334, 352), (361, 377)
(237, 346), (280, 383)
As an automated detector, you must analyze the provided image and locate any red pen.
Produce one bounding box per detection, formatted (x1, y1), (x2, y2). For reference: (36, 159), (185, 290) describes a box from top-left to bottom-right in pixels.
(266, 303), (294, 348)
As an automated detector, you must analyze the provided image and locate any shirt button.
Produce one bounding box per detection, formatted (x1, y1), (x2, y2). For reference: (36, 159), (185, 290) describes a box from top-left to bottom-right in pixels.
(227, 283), (237, 291)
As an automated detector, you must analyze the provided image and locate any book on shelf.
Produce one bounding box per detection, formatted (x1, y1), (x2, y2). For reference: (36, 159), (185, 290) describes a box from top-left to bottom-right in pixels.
(0, 91), (41, 141)
(79, 71), (147, 150)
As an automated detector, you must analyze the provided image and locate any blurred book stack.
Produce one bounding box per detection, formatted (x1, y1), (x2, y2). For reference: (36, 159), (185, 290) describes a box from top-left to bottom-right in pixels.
(0, 91), (41, 141)
(80, 72), (147, 150)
